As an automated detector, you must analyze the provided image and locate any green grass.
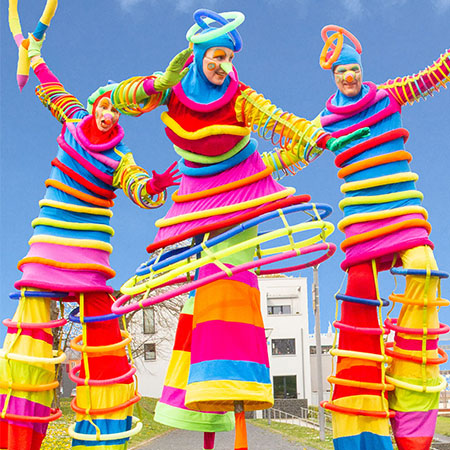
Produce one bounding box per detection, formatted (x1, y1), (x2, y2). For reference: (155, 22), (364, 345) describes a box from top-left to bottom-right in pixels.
(436, 415), (450, 437)
(41, 397), (171, 450)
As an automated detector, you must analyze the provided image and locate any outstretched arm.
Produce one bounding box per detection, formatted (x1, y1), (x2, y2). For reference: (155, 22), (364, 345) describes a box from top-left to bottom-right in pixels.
(378, 49), (450, 106)
(28, 35), (85, 123)
(111, 48), (193, 117)
(113, 151), (180, 209)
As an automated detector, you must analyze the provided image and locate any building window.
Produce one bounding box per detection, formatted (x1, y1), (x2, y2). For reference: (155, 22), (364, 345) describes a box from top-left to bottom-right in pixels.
(143, 308), (155, 334)
(267, 304), (292, 315)
(310, 345), (332, 355)
(273, 375), (297, 399)
(144, 343), (156, 360)
(272, 338), (296, 355)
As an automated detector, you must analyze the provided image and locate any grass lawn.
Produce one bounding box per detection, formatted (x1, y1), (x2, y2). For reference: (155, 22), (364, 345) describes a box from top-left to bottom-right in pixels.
(436, 415), (450, 437)
(41, 397), (171, 450)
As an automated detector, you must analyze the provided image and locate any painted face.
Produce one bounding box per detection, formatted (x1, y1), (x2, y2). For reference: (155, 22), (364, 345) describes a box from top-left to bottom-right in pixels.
(94, 97), (120, 132)
(333, 63), (362, 97)
(202, 47), (235, 85)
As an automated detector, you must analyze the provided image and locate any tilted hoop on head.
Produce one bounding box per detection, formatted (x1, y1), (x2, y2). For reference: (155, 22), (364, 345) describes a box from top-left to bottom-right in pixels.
(186, 10), (245, 52)
(319, 25), (362, 70)
(86, 83), (118, 113)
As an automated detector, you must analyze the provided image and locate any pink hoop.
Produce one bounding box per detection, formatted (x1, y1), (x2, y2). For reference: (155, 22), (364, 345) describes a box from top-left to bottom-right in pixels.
(3, 317), (67, 329)
(384, 318), (450, 336)
(113, 242), (336, 315)
(333, 320), (388, 335)
(69, 363), (136, 386)
(321, 25), (362, 53)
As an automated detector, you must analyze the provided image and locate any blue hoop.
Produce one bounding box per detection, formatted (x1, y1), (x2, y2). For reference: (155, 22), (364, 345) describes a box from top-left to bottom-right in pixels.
(9, 291), (69, 299)
(335, 293), (389, 307)
(137, 202), (333, 276)
(390, 267), (449, 279)
(192, 9), (243, 52)
(68, 307), (121, 324)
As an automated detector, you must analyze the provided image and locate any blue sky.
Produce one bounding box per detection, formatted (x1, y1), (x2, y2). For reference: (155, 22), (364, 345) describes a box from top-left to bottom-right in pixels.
(1, 1), (449, 367)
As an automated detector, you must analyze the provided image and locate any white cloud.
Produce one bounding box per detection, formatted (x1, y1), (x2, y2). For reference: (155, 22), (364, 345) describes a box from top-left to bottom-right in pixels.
(341, 0), (363, 16)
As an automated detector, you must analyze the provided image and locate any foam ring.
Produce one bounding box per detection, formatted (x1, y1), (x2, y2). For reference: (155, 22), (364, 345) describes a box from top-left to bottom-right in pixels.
(389, 292), (449, 308)
(335, 293), (389, 307)
(9, 291), (69, 299)
(186, 10), (244, 51)
(71, 394), (141, 415)
(0, 379), (59, 392)
(70, 330), (131, 353)
(0, 349), (66, 365)
(327, 375), (394, 391)
(321, 25), (362, 53)
(384, 318), (450, 336)
(69, 363), (136, 386)
(385, 374), (447, 393)
(333, 320), (388, 335)
(319, 31), (343, 70)
(3, 317), (67, 329)
(68, 306), (121, 323)
(68, 416), (142, 441)
(390, 267), (449, 278)
(385, 342), (448, 365)
(1, 408), (62, 423)
(321, 400), (394, 418)
(329, 348), (391, 363)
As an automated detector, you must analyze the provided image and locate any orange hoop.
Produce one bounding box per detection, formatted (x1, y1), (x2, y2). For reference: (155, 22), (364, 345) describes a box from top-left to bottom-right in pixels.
(321, 400), (394, 418)
(321, 25), (362, 53)
(319, 32), (344, 70)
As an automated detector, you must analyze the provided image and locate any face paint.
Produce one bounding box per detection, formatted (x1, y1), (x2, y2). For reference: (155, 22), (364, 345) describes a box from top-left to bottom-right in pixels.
(94, 97), (120, 132)
(333, 63), (362, 97)
(207, 62), (216, 71)
(202, 46), (235, 86)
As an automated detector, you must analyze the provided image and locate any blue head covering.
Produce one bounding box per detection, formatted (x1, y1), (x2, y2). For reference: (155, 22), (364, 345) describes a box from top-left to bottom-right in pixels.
(181, 30), (236, 104)
(331, 43), (362, 71)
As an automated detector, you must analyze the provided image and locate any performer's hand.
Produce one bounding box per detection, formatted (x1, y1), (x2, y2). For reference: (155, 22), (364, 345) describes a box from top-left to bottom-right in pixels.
(153, 48), (193, 92)
(325, 127), (370, 153)
(146, 161), (182, 194)
(28, 33), (45, 59)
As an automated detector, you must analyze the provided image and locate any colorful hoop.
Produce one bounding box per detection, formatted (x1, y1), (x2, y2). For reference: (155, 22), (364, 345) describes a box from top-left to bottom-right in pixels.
(385, 374), (447, 393)
(70, 331), (131, 354)
(321, 400), (394, 418)
(3, 317), (67, 329)
(1, 408), (62, 423)
(69, 363), (136, 386)
(384, 318), (450, 336)
(333, 320), (388, 336)
(390, 267), (449, 278)
(389, 292), (449, 308)
(0, 379), (59, 392)
(186, 10), (244, 51)
(9, 290), (69, 299)
(68, 306), (121, 324)
(327, 376), (394, 392)
(319, 31), (343, 70)
(320, 25), (362, 53)
(335, 293), (389, 307)
(0, 349), (66, 365)
(68, 416), (142, 441)
(385, 342), (448, 365)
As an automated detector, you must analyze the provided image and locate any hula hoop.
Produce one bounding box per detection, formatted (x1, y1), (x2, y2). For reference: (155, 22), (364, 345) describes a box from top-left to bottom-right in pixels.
(141, 203), (332, 276)
(333, 320), (388, 336)
(9, 290), (69, 299)
(3, 317), (67, 329)
(186, 10), (244, 51)
(384, 318), (450, 336)
(335, 293), (389, 307)
(0, 349), (66, 365)
(330, 348), (391, 363)
(69, 363), (136, 386)
(0, 379), (58, 392)
(70, 331), (131, 354)
(114, 242), (334, 315)
(385, 342), (448, 365)
(390, 267), (449, 279)
(321, 400), (394, 418)
(321, 25), (362, 53)
(1, 408), (62, 423)
(389, 292), (449, 308)
(385, 374), (447, 393)
(68, 416), (142, 441)
(68, 306), (121, 324)
(327, 375), (394, 391)
(319, 32), (343, 70)
(71, 394), (141, 416)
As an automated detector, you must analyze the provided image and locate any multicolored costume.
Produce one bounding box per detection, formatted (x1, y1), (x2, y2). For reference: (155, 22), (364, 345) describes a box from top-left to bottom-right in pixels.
(267, 29), (450, 450)
(0, 58), (169, 450)
(110, 10), (343, 450)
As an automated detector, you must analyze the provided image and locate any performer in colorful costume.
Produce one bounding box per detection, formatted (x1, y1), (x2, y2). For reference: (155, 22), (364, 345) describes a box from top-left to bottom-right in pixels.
(265, 26), (449, 450)
(110, 10), (367, 450)
(0, 35), (180, 450)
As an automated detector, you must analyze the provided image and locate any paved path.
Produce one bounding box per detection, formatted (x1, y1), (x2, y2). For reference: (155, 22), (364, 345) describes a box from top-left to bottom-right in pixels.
(134, 423), (320, 449)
